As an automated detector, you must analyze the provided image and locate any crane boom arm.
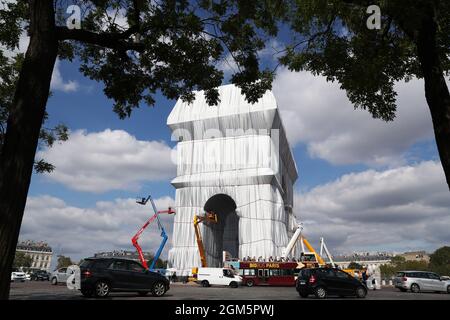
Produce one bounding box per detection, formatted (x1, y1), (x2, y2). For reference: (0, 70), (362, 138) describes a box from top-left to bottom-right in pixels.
(132, 214), (159, 269)
(149, 228), (168, 270)
(282, 226), (303, 257)
(133, 194), (175, 270)
(194, 216), (208, 268)
(302, 236), (325, 265)
(320, 237), (335, 267)
(193, 213), (218, 268)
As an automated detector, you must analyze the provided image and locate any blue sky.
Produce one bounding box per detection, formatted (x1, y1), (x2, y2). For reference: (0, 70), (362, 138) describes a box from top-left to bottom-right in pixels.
(14, 15), (450, 267)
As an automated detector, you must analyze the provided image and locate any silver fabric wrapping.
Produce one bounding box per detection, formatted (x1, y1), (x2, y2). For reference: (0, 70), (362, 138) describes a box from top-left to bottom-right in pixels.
(167, 85), (298, 275)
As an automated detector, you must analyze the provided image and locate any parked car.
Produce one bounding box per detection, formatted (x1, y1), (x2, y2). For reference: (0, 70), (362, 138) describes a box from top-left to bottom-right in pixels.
(79, 257), (170, 298)
(31, 270), (50, 281)
(11, 271), (26, 282)
(394, 271), (450, 293)
(51, 267), (74, 285)
(296, 267), (367, 299)
(196, 267), (242, 288)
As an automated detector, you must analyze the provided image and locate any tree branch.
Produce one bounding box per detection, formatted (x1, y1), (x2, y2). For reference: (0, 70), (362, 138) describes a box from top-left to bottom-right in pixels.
(279, 14), (336, 55)
(55, 26), (143, 51)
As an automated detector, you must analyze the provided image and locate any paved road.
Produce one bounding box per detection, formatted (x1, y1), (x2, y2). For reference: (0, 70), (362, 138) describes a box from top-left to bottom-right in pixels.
(9, 281), (450, 300)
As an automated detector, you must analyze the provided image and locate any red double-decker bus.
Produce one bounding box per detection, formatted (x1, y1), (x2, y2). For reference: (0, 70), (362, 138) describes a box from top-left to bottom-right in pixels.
(238, 261), (305, 287)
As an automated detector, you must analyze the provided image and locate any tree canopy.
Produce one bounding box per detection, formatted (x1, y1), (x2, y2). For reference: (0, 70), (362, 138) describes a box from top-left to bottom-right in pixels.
(279, 0), (450, 190)
(56, 255), (74, 269)
(280, 0), (449, 120)
(429, 246), (450, 276)
(55, 0), (283, 114)
(12, 251), (32, 270)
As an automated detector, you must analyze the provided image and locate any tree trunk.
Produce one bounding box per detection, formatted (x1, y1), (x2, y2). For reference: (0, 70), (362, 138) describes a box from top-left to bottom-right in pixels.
(0, 0), (57, 299)
(415, 6), (450, 191)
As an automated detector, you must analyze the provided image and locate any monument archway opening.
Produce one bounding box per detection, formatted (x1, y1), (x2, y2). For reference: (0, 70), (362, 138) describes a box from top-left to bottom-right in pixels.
(203, 193), (238, 266)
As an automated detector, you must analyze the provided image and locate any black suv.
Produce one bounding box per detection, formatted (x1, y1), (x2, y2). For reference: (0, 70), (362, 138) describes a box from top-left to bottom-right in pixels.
(79, 257), (170, 298)
(296, 267), (367, 299)
(30, 270), (50, 281)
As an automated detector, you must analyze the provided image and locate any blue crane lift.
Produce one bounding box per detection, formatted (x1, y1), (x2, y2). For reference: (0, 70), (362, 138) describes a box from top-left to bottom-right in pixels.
(132, 195), (175, 270)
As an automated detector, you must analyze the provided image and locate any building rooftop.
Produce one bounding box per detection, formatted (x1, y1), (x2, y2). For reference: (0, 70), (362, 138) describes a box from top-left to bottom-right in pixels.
(94, 250), (154, 260)
(399, 250), (429, 255)
(17, 240), (52, 253)
(167, 84), (298, 183)
(334, 252), (394, 262)
(167, 84), (278, 126)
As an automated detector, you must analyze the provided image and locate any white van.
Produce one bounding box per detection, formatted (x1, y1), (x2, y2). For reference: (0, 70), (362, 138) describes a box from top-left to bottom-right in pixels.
(197, 268), (242, 288)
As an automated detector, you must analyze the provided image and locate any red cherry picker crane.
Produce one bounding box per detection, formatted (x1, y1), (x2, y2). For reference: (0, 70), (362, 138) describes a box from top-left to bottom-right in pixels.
(132, 195), (175, 270)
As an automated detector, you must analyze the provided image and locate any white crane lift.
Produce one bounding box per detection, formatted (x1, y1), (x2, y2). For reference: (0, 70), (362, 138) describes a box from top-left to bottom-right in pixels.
(282, 223), (335, 267)
(319, 237), (336, 268)
(281, 225), (303, 258)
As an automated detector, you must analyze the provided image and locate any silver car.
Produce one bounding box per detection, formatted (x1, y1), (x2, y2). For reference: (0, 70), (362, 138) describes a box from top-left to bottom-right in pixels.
(51, 267), (74, 285)
(394, 271), (450, 293)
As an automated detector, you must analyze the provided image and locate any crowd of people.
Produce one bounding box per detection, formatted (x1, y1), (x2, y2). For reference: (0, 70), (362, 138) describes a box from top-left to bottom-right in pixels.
(241, 255), (308, 263)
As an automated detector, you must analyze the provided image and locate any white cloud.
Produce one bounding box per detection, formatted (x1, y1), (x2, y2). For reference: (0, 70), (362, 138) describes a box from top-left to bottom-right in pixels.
(50, 59), (80, 93)
(37, 129), (176, 193)
(273, 68), (436, 167)
(20, 195), (175, 262)
(295, 161), (450, 253)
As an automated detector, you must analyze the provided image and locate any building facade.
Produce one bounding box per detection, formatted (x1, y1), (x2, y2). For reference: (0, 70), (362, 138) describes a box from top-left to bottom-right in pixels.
(398, 251), (430, 262)
(16, 240), (53, 272)
(167, 85), (299, 274)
